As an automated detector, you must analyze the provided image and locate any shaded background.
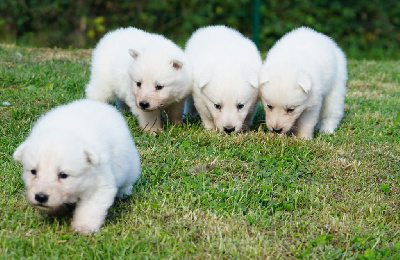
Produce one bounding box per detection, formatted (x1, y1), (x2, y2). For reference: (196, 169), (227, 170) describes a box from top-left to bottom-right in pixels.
(0, 0), (399, 59)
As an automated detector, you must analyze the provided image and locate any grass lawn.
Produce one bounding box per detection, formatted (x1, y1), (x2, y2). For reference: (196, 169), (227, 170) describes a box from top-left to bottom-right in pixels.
(0, 44), (399, 259)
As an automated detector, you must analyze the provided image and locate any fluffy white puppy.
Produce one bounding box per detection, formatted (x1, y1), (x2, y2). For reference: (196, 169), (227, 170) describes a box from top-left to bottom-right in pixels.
(259, 27), (347, 139)
(13, 100), (141, 234)
(86, 27), (192, 132)
(185, 25), (262, 133)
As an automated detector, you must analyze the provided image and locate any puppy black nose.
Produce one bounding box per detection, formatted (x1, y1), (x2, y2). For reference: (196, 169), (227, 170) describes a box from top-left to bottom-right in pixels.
(35, 193), (49, 203)
(223, 126), (235, 134)
(139, 101), (150, 109)
(272, 127), (283, 133)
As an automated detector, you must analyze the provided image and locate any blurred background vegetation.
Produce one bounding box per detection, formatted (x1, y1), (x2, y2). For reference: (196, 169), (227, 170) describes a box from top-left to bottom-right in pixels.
(0, 0), (399, 59)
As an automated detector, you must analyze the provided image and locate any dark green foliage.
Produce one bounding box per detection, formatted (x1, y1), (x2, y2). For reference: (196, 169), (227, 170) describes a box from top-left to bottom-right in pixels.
(0, 0), (399, 59)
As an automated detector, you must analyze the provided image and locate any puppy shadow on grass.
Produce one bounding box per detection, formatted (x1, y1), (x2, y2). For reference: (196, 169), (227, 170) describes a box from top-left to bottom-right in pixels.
(105, 187), (144, 224)
(41, 196), (141, 232)
(42, 203), (75, 227)
(251, 103), (266, 131)
(41, 178), (147, 232)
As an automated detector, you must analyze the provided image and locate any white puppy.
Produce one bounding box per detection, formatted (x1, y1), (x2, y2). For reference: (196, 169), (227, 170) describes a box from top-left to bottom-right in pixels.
(86, 27), (192, 132)
(13, 100), (141, 234)
(259, 27), (347, 139)
(185, 25), (261, 133)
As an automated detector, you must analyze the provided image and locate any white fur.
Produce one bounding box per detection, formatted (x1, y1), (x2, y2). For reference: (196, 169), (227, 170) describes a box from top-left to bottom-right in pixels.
(13, 100), (141, 234)
(184, 25), (262, 133)
(259, 27), (347, 139)
(85, 27), (192, 132)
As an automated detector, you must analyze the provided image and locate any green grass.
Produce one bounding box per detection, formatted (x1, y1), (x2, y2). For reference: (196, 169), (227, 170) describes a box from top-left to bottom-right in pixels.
(1, 43), (399, 259)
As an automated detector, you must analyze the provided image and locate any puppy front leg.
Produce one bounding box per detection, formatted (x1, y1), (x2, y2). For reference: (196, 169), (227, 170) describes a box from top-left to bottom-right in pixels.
(72, 187), (117, 234)
(200, 114), (216, 130)
(294, 108), (320, 140)
(165, 100), (185, 124)
(125, 99), (162, 132)
(136, 110), (162, 133)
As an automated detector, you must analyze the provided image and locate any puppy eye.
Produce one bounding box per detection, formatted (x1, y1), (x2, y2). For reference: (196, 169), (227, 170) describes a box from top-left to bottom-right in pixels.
(58, 172), (68, 179)
(237, 104), (244, 110)
(31, 169), (37, 175)
(267, 104), (273, 110)
(136, 81), (141, 87)
(214, 103), (221, 110)
(286, 108), (295, 113)
(155, 84), (164, 90)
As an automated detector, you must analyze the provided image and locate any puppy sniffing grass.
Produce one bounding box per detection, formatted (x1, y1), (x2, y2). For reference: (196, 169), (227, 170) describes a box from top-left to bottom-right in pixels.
(184, 25), (262, 134)
(259, 27), (347, 139)
(13, 100), (141, 234)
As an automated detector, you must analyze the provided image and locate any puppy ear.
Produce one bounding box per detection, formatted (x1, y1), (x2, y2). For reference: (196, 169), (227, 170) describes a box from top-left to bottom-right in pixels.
(13, 141), (27, 162)
(171, 59), (183, 70)
(198, 70), (212, 89)
(259, 69), (270, 85)
(128, 49), (139, 60)
(84, 148), (99, 165)
(297, 71), (312, 93)
(241, 67), (260, 89)
(247, 71), (260, 89)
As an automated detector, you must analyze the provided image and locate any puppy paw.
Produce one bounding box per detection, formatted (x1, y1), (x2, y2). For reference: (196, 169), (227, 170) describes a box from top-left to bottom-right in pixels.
(319, 118), (340, 134)
(141, 122), (163, 133)
(147, 127), (163, 135)
(72, 222), (100, 234)
(319, 125), (335, 134)
(296, 132), (313, 140)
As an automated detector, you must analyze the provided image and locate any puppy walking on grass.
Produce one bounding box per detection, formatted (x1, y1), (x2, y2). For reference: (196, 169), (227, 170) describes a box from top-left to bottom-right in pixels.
(13, 100), (141, 234)
(259, 27), (347, 139)
(86, 27), (192, 132)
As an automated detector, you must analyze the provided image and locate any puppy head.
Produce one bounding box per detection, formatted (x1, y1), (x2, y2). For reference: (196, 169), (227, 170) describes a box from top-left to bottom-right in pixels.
(13, 132), (98, 212)
(259, 68), (311, 134)
(128, 48), (191, 111)
(198, 69), (259, 133)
